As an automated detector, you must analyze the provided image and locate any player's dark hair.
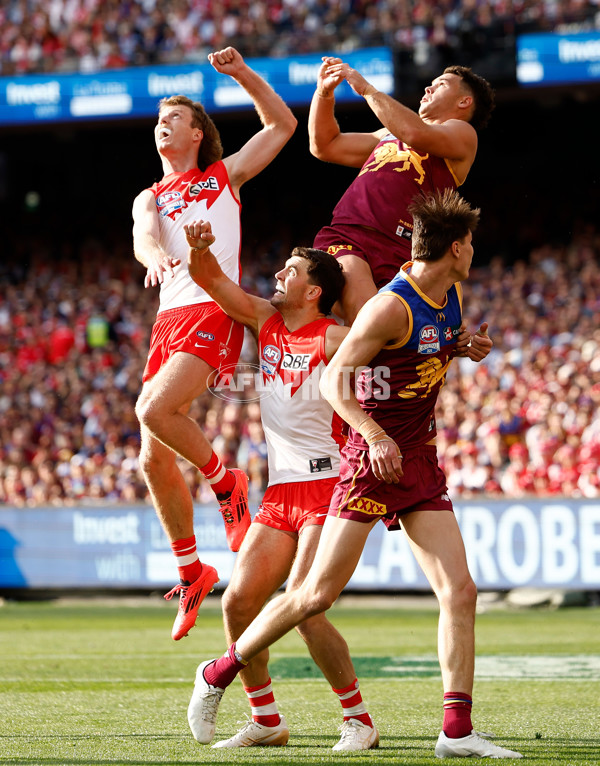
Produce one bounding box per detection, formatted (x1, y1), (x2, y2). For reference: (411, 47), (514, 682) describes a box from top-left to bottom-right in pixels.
(291, 247), (345, 315)
(409, 189), (480, 262)
(158, 95), (223, 169)
(443, 66), (495, 130)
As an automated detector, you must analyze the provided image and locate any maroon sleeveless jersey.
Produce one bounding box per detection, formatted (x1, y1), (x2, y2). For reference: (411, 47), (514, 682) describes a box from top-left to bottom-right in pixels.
(331, 133), (459, 255)
(347, 264), (463, 451)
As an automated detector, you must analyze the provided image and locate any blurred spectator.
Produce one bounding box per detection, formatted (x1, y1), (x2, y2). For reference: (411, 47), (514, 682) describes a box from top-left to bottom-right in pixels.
(1, 0), (598, 77)
(436, 225), (600, 500)
(0, 219), (599, 506)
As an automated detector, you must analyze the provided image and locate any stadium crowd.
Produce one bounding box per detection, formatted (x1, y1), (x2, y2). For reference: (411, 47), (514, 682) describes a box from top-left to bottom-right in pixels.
(0, 219), (599, 508)
(1, 0), (598, 76)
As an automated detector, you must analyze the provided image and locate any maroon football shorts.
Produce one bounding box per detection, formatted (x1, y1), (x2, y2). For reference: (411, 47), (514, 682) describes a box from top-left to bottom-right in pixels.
(329, 443), (453, 531)
(313, 224), (411, 289)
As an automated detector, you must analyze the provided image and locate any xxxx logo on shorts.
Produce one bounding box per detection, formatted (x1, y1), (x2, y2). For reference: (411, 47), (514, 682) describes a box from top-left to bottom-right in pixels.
(327, 244), (353, 256)
(347, 496), (387, 515)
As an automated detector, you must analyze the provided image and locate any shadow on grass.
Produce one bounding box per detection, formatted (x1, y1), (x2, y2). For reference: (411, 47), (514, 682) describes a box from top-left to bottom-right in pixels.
(1, 734), (599, 765)
(0, 734), (438, 765)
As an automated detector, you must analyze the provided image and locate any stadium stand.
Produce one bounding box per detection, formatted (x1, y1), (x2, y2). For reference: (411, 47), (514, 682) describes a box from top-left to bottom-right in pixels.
(0, 2), (599, 507)
(0, 0), (598, 76)
(0, 219), (599, 506)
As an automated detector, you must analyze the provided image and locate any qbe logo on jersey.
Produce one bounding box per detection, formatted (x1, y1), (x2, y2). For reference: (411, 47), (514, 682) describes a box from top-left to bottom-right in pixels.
(282, 353), (311, 371)
(418, 325), (440, 354)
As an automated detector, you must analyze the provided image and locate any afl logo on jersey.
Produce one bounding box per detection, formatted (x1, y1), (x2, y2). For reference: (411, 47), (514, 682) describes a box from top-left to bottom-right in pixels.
(418, 325), (440, 354)
(260, 345), (281, 376)
(156, 191), (185, 217)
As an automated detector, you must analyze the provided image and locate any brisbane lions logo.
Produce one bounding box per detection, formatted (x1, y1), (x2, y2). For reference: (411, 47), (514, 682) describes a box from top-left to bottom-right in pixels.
(359, 143), (428, 185)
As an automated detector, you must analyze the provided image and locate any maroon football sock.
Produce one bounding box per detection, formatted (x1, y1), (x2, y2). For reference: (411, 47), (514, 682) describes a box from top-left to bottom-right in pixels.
(442, 691), (473, 739)
(203, 643), (247, 689)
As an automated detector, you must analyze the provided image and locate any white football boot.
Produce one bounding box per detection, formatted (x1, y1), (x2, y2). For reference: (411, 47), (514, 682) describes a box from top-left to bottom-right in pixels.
(187, 660), (225, 744)
(212, 714), (290, 748)
(435, 730), (523, 758)
(332, 717), (380, 751)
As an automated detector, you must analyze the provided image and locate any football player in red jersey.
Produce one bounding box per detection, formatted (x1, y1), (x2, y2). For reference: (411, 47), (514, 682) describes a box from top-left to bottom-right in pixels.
(132, 47), (297, 641)
(183, 219), (379, 751)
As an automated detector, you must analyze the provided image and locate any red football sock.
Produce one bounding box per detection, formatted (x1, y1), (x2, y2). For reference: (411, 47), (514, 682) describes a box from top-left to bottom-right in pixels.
(333, 678), (373, 726)
(203, 643), (247, 689)
(171, 536), (202, 585)
(245, 679), (280, 727)
(443, 692), (473, 739)
(200, 451), (235, 497)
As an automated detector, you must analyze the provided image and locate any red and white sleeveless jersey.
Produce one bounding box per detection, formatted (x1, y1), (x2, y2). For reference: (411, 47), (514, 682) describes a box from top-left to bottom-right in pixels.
(148, 161), (241, 313)
(258, 313), (345, 486)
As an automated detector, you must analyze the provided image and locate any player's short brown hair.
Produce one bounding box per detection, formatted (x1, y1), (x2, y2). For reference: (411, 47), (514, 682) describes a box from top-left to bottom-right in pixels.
(409, 189), (480, 262)
(159, 95), (223, 169)
(292, 247), (345, 315)
(444, 66), (495, 130)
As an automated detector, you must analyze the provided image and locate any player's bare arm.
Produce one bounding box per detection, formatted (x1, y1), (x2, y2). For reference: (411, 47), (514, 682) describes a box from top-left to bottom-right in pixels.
(323, 323), (350, 362)
(210, 47), (297, 193)
(328, 63), (477, 178)
(132, 189), (181, 288)
(185, 219), (274, 335)
(320, 294), (406, 484)
(308, 57), (380, 168)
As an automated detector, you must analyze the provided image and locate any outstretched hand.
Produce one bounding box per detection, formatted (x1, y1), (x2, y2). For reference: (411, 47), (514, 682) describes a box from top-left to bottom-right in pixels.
(317, 57), (345, 95)
(144, 253), (181, 288)
(321, 60), (374, 97)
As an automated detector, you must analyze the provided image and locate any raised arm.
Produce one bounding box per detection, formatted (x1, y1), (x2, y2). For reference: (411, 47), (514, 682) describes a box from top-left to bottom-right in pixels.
(320, 295), (406, 483)
(327, 62), (477, 178)
(185, 220), (274, 335)
(209, 47), (297, 192)
(132, 189), (181, 288)
(308, 57), (381, 168)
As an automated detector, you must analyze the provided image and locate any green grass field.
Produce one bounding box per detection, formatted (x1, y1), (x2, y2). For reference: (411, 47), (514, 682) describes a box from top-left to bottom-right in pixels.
(0, 594), (598, 765)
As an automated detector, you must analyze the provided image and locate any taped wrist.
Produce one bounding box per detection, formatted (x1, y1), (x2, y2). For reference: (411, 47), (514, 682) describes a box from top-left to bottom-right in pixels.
(356, 416), (388, 446)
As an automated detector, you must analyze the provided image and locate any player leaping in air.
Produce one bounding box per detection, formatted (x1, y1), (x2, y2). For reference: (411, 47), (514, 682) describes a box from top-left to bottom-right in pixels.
(309, 59), (494, 325)
(132, 47), (297, 641)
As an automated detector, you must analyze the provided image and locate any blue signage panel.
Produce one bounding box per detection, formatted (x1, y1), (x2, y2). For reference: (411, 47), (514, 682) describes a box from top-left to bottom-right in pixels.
(0, 48), (394, 127)
(517, 31), (600, 86)
(1, 500), (599, 591)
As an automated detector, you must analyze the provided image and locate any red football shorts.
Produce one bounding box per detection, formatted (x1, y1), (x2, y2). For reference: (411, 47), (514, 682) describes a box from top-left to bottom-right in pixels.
(313, 224), (411, 289)
(254, 477), (340, 534)
(143, 302), (244, 382)
(329, 443), (453, 531)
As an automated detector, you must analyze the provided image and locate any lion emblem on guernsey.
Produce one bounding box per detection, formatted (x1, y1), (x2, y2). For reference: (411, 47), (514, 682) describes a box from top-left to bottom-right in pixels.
(359, 144), (429, 185)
